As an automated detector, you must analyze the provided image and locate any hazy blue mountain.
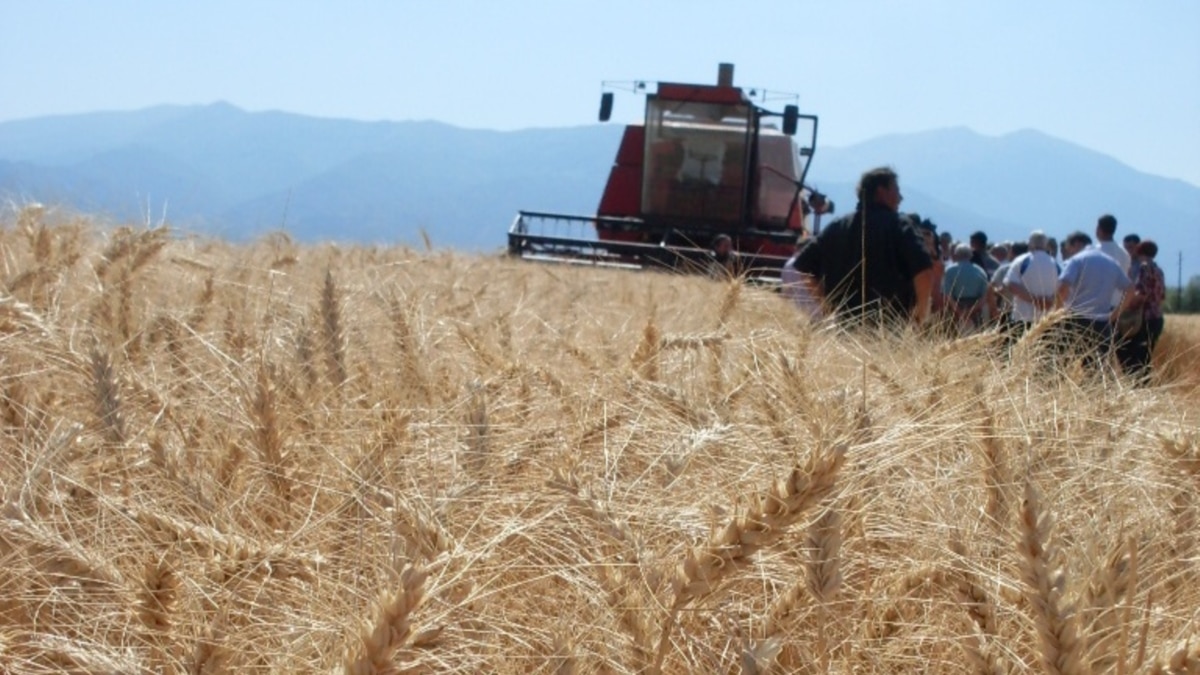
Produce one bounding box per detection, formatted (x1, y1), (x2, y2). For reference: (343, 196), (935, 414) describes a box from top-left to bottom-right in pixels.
(1, 105), (1196, 279)
(0, 106), (199, 165)
(219, 123), (622, 246)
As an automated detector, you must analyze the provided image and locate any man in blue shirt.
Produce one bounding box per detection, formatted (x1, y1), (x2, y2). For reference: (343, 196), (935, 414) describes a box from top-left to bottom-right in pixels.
(1057, 231), (1133, 367)
(942, 244), (990, 331)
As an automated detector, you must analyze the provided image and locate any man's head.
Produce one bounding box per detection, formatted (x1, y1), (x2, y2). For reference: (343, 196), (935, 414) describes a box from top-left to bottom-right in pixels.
(938, 232), (953, 253)
(969, 231), (988, 252)
(1011, 242), (1030, 257)
(1123, 233), (1141, 257)
(1062, 230), (1093, 260)
(917, 223), (938, 258)
(952, 243), (972, 263)
(1096, 214), (1118, 241)
(1028, 230), (1048, 251)
(712, 234), (733, 258)
(991, 242), (1011, 263)
(856, 167), (901, 211)
(1047, 237), (1059, 258)
(1135, 240), (1159, 261)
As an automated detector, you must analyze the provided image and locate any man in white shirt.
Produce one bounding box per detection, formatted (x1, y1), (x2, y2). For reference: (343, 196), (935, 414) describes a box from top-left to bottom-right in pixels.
(1091, 214), (1131, 309)
(1005, 231), (1060, 330)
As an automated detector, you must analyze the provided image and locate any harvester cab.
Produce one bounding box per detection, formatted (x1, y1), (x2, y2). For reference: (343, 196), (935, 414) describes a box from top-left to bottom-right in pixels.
(507, 63), (832, 281)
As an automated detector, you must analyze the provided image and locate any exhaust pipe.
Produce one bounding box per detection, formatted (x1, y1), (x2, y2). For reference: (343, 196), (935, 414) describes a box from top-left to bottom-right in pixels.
(718, 63), (734, 87)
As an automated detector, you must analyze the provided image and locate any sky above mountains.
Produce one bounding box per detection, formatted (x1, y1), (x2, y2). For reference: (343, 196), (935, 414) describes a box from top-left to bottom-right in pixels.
(2, 1), (1198, 187)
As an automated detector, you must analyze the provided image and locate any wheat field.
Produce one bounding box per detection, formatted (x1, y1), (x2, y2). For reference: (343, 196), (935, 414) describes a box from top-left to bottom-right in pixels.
(1, 207), (1198, 674)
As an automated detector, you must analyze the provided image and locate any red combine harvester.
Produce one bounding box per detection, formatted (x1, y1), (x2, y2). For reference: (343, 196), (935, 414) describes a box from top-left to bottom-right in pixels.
(507, 63), (832, 281)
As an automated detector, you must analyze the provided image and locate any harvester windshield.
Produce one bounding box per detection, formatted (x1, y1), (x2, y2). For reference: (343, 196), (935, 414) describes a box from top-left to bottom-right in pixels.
(756, 126), (807, 230)
(642, 98), (752, 224)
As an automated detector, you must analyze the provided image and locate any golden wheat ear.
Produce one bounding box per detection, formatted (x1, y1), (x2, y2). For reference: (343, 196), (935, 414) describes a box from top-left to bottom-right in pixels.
(341, 565), (429, 675)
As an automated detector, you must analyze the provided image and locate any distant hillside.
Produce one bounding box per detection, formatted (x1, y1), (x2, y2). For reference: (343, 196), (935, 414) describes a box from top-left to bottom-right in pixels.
(1, 104), (1197, 278)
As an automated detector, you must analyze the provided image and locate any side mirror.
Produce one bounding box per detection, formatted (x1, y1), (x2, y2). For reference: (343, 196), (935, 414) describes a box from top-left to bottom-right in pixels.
(599, 92), (614, 122)
(782, 104), (799, 136)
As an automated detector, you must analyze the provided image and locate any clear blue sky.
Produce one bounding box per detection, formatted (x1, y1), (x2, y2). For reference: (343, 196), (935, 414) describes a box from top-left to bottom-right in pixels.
(3, 1), (1198, 187)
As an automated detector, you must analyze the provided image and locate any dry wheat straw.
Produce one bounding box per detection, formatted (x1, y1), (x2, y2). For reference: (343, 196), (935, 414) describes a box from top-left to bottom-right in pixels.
(295, 317), (320, 392)
(462, 379), (489, 476)
(89, 344), (127, 445)
(741, 636), (783, 675)
(3, 215), (1199, 672)
(138, 555), (179, 672)
(597, 561), (656, 671)
(2, 506), (125, 590)
(0, 291), (50, 334)
(322, 270), (348, 388)
(949, 541), (1007, 675)
(187, 275), (215, 331)
(342, 565), (429, 675)
(806, 506), (843, 604)
(978, 399), (1010, 532)
(251, 362), (292, 515)
(188, 621), (231, 675)
(1147, 640), (1200, 675)
(132, 507), (318, 583)
(551, 631), (579, 675)
(631, 314), (661, 381)
(656, 442), (847, 669)
(114, 268), (135, 346)
(1082, 537), (1136, 673)
(1017, 481), (1087, 675)
(715, 280), (741, 327)
(388, 295), (428, 402)
(807, 504), (843, 673)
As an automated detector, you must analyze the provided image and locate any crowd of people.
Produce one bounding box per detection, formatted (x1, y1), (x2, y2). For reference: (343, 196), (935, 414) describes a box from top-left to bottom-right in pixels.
(775, 166), (1168, 379)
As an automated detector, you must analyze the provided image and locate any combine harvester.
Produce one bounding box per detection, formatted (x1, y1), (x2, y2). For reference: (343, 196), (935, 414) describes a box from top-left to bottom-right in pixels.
(507, 63), (833, 282)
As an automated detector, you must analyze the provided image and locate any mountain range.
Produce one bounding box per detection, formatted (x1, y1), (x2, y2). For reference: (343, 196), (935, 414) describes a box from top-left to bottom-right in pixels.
(1, 103), (1197, 280)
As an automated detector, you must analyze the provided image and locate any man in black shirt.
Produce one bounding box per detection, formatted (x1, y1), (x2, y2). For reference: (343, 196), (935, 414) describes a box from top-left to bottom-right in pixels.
(792, 167), (933, 325)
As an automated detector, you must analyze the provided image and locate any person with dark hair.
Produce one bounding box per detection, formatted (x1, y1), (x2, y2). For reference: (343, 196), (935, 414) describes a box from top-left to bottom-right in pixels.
(968, 231), (1000, 276)
(1118, 240), (1166, 379)
(1089, 214), (1133, 326)
(1047, 237), (1059, 261)
(1056, 230), (1133, 369)
(1123, 233), (1143, 282)
(1093, 213), (1131, 276)
(912, 216), (946, 314)
(792, 167), (933, 325)
(938, 231), (953, 263)
(708, 234), (738, 279)
(1122, 233), (1141, 251)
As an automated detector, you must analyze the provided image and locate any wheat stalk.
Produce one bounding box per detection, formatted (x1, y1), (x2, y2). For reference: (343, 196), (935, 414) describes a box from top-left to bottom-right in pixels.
(631, 314), (661, 381)
(138, 555), (179, 673)
(1147, 639), (1200, 675)
(1017, 481), (1087, 675)
(1082, 537), (1137, 674)
(321, 269), (348, 388)
(250, 361), (292, 527)
(89, 344), (127, 445)
(342, 565), (430, 675)
(656, 442), (847, 669)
